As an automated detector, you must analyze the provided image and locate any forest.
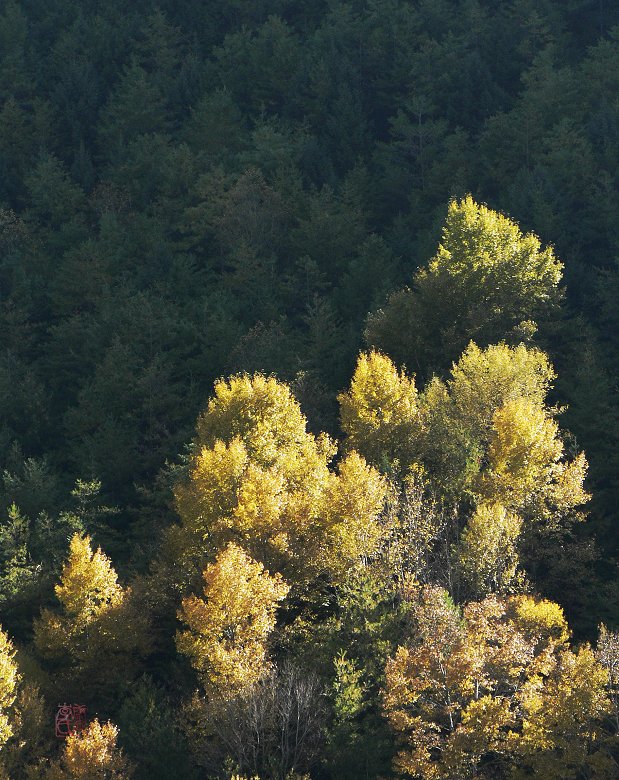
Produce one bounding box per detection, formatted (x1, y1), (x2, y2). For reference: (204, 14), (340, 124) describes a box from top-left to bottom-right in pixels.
(2, 0), (619, 777)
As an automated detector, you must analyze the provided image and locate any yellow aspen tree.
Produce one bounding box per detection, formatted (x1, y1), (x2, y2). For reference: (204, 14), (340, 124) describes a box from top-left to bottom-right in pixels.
(513, 646), (613, 780)
(34, 535), (148, 696)
(338, 350), (419, 472)
(427, 342), (589, 523)
(338, 344), (588, 597)
(0, 628), (18, 752)
(384, 589), (614, 779)
(176, 543), (289, 698)
(446, 342), (554, 444)
(366, 194), (563, 372)
(324, 452), (388, 573)
(194, 374), (325, 470)
(167, 374), (387, 595)
(477, 397), (565, 507)
(457, 502), (523, 598)
(338, 342), (585, 519)
(34, 534), (123, 662)
(45, 719), (133, 780)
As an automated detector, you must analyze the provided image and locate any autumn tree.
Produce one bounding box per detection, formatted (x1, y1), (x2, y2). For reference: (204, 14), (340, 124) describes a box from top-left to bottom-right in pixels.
(33, 535), (148, 699)
(381, 472), (451, 588)
(423, 342), (589, 521)
(457, 502), (523, 599)
(175, 544), (330, 778)
(166, 377), (389, 775)
(338, 350), (419, 474)
(164, 374), (387, 596)
(341, 343), (588, 597)
(44, 719), (133, 780)
(366, 195), (563, 375)
(341, 342), (562, 496)
(34, 533), (122, 657)
(0, 628), (18, 753)
(384, 587), (615, 779)
(176, 543), (289, 698)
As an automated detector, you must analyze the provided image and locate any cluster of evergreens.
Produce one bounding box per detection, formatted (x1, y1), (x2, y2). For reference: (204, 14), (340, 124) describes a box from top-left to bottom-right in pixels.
(2, 0), (619, 777)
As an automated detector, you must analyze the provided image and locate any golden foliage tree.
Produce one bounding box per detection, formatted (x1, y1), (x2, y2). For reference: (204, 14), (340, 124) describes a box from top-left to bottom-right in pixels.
(457, 502), (523, 598)
(341, 342), (579, 508)
(420, 342), (572, 506)
(0, 628), (18, 753)
(340, 344), (589, 598)
(167, 374), (387, 595)
(176, 543), (289, 698)
(384, 587), (615, 779)
(430, 342), (590, 538)
(366, 194), (563, 373)
(34, 533), (122, 660)
(33, 535), (148, 696)
(338, 350), (419, 473)
(45, 719), (133, 780)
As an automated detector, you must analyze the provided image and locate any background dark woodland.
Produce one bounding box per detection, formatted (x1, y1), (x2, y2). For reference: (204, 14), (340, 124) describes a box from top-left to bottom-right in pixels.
(2, 0), (619, 777)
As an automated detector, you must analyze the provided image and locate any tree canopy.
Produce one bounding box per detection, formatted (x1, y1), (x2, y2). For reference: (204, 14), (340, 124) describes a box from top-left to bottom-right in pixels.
(0, 0), (618, 776)
(366, 195), (563, 375)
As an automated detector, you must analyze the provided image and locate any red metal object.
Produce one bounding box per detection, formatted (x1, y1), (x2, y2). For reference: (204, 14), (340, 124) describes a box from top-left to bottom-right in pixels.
(55, 704), (87, 738)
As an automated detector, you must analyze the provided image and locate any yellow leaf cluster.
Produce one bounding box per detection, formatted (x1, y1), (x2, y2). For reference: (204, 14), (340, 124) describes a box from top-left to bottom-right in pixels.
(340, 343), (589, 599)
(44, 719), (133, 780)
(478, 397), (561, 503)
(324, 452), (387, 574)
(338, 350), (419, 471)
(171, 374), (387, 592)
(0, 629), (18, 752)
(341, 342), (585, 516)
(176, 543), (289, 697)
(33, 535), (148, 687)
(448, 342), (554, 435)
(195, 374), (327, 471)
(34, 535), (123, 660)
(365, 195), (563, 370)
(384, 588), (611, 779)
(437, 342), (588, 520)
(54, 535), (123, 623)
(458, 502), (523, 597)
(427, 195), (562, 297)
(514, 647), (612, 779)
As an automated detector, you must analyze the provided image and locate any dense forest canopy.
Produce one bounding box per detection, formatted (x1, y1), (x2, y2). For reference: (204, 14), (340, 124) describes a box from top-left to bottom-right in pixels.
(1, 0), (619, 777)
